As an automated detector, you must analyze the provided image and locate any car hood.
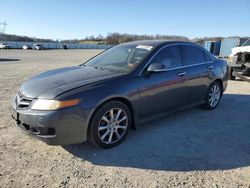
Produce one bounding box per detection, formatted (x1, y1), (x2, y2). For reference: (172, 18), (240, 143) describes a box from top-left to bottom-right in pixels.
(20, 66), (122, 99)
(230, 46), (250, 56)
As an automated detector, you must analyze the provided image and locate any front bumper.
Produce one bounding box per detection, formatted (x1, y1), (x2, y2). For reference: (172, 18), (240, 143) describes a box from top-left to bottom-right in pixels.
(11, 105), (93, 145)
(228, 56), (250, 75)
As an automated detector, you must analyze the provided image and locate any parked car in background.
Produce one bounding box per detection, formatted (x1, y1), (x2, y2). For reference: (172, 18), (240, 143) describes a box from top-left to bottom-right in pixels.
(22, 45), (32, 50)
(0, 43), (11, 49)
(60, 45), (68, 50)
(33, 44), (45, 50)
(11, 41), (228, 148)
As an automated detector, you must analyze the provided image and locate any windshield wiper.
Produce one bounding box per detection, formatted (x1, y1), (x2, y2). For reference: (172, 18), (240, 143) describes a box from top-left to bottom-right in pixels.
(79, 63), (86, 67)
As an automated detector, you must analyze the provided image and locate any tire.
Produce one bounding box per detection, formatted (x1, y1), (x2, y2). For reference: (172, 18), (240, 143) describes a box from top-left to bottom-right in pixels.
(228, 66), (236, 80)
(89, 100), (132, 149)
(204, 81), (222, 110)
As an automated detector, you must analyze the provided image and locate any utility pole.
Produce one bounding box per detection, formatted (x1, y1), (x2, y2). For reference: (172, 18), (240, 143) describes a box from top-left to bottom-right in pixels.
(0, 21), (7, 41)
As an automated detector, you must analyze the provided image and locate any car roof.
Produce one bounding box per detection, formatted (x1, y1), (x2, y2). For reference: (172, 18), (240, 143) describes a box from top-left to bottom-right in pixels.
(120, 40), (195, 48)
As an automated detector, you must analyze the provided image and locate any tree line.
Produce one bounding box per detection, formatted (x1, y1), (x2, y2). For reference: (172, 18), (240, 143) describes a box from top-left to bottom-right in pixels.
(105, 33), (190, 45)
(61, 33), (225, 45)
(0, 32), (231, 45)
(0, 33), (54, 43)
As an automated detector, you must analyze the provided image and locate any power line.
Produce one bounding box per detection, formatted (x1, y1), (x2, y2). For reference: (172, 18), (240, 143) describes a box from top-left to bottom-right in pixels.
(0, 21), (7, 41)
(0, 21), (7, 32)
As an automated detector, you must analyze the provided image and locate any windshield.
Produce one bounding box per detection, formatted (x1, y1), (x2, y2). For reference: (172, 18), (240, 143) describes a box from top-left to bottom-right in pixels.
(242, 38), (250, 46)
(84, 44), (154, 73)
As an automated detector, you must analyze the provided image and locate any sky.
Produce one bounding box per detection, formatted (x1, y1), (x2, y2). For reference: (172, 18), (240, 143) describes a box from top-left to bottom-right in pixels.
(1, 0), (250, 40)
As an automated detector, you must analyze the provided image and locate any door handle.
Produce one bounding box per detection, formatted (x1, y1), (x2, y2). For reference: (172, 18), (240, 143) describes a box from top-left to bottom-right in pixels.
(207, 65), (214, 69)
(177, 72), (187, 76)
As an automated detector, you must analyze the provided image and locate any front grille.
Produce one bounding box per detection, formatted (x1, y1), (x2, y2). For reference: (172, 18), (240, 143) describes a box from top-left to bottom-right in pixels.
(16, 92), (33, 109)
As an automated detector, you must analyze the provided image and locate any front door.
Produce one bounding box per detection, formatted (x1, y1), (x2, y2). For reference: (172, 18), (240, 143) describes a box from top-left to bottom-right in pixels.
(139, 45), (188, 118)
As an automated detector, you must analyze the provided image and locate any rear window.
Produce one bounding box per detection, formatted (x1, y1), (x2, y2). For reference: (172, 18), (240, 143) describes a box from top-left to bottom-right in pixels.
(182, 45), (205, 65)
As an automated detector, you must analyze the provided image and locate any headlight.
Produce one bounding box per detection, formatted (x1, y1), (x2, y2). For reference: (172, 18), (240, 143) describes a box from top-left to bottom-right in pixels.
(31, 99), (80, 110)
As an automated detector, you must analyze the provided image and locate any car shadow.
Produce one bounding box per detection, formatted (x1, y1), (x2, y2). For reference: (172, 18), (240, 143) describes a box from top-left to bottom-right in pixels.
(63, 94), (250, 171)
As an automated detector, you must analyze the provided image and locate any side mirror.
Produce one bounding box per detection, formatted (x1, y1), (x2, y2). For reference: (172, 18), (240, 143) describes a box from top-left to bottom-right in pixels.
(147, 63), (167, 72)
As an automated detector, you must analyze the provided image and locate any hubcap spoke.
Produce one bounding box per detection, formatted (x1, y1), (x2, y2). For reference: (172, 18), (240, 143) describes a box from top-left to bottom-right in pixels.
(98, 125), (109, 131)
(116, 125), (126, 129)
(117, 116), (127, 124)
(212, 99), (215, 106)
(101, 130), (110, 140)
(108, 131), (114, 143)
(211, 86), (215, 93)
(102, 116), (110, 123)
(115, 130), (121, 139)
(116, 109), (122, 120)
(110, 109), (114, 121)
(215, 86), (219, 93)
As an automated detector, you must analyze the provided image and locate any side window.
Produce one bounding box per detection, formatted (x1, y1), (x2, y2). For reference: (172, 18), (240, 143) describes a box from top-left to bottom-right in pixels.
(151, 45), (182, 69)
(182, 45), (205, 65)
(203, 52), (212, 62)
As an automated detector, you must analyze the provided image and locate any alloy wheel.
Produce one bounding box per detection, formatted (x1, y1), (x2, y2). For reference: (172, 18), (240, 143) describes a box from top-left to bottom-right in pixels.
(98, 108), (128, 144)
(208, 84), (221, 108)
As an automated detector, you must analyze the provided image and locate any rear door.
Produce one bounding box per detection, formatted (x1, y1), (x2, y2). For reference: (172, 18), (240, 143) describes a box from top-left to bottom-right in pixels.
(181, 45), (213, 104)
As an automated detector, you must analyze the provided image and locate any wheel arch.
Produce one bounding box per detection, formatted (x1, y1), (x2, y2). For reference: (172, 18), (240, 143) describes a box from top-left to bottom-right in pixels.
(86, 96), (136, 141)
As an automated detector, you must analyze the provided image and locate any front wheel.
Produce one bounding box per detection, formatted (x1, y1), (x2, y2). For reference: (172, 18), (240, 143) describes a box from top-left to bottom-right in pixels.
(89, 101), (132, 149)
(204, 81), (222, 110)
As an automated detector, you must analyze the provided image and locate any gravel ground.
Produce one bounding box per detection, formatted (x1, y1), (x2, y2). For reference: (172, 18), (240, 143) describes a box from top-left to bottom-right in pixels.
(0, 50), (250, 188)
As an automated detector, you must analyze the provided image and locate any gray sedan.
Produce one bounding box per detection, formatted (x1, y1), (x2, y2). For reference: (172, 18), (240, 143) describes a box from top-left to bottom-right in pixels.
(11, 40), (228, 148)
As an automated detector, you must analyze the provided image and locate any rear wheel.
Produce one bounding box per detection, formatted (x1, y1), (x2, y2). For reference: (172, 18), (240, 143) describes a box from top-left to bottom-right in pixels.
(89, 101), (131, 149)
(204, 81), (222, 110)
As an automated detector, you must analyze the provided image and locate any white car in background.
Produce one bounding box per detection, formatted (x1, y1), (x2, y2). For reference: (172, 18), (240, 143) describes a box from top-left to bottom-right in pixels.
(22, 45), (32, 50)
(228, 43), (250, 80)
(0, 43), (11, 49)
(33, 44), (45, 50)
